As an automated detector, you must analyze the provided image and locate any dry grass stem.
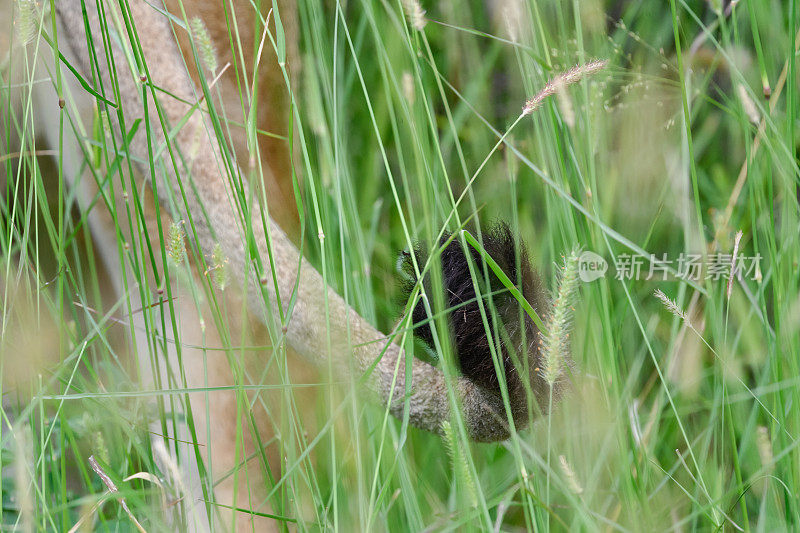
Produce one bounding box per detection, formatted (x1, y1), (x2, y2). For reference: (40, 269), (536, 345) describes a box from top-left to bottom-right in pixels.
(736, 84), (760, 124)
(88, 456), (146, 533)
(727, 230), (743, 300)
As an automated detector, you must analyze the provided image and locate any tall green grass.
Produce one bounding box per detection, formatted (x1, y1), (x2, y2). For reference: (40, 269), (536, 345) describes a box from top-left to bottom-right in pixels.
(2, 0), (799, 530)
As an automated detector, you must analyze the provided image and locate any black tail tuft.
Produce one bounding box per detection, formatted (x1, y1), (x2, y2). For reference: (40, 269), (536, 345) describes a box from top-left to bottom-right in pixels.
(399, 223), (551, 417)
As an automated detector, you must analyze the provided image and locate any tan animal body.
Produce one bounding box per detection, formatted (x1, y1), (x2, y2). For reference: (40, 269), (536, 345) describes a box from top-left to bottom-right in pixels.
(2, 0), (560, 529)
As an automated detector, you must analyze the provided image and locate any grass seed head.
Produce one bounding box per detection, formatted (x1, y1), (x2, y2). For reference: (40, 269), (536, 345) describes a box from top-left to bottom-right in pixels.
(441, 421), (477, 505)
(401, 0), (426, 31)
(541, 249), (580, 386)
(523, 60), (608, 115)
(654, 289), (690, 326)
(190, 17), (218, 75)
(211, 243), (230, 290)
(558, 455), (584, 495)
(167, 221), (185, 266)
(756, 425), (773, 471)
(14, 0), (39, 46)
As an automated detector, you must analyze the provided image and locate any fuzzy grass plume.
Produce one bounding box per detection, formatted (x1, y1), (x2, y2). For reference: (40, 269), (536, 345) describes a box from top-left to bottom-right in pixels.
(522, 60), (608, 115)
(210, 242), (229, 290)
(14, 0), (39, 45)
(190, 16), (218, 74)
(401, 0), (426, 31)
(654, 288), (690, 326)
(756, 425), (773, 471)
(541, 249), (580, 386)
(558, 455), (584, 495)
(167, 221), (185, 266)
(441, 421), (478, 506)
